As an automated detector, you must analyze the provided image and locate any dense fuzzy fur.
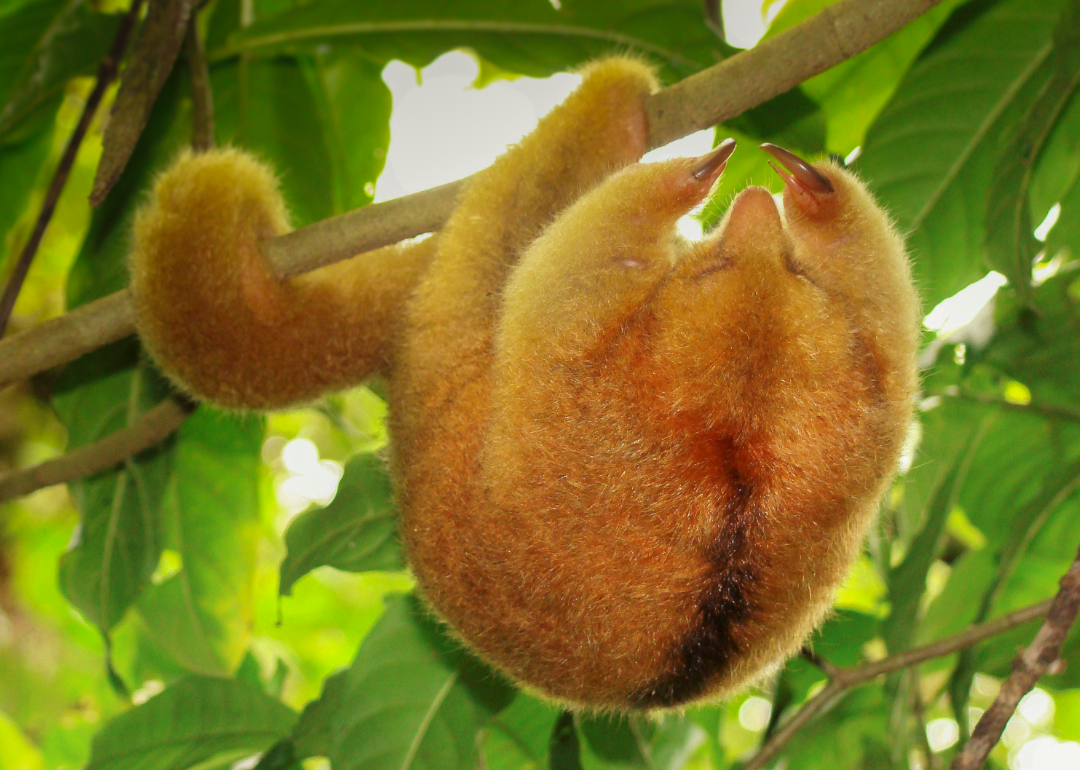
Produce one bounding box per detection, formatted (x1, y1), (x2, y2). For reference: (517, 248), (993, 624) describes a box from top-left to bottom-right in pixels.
(130, 57), (919, 710)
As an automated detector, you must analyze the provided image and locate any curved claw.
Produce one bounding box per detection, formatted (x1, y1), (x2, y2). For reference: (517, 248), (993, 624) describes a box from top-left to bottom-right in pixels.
(760, 143), (833, 194)
(693, 138), (737, 180)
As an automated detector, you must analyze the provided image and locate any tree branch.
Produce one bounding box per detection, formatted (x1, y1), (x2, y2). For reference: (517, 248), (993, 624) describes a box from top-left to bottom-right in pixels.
(0, 396), (193, 504)
(744, 598), (1054, 770)
(0, 0), (944, 390)
(0, 0), (146, 337)
(951, 546), (1080, 769)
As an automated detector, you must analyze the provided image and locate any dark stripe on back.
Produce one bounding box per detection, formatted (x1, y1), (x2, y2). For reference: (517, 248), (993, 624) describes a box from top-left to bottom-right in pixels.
(630, 469), (757, 708)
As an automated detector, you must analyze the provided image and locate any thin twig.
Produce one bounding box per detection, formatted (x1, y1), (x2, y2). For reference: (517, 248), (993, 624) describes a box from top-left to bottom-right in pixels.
(0, 396), (193, 503)
(186, 13), (214, 152)
(0, 0), (146, 337)
(951, 547), (1080, 770)
(745, 598), (1054, 770)
(0, 0), (945, 390)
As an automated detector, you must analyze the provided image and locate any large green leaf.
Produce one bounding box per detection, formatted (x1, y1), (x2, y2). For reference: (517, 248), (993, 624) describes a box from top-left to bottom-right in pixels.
(307, 593), (514, 770)
(85, 676), (296, 770)
(984, 0), (1080, 300)
(858, 0), (1068, 308)
(137, 408), (263, 676)
(219, 0), (723, 83)
(53, 340), (174, 631)
(0, 0), (120, 143)
(279, 452), (403, 597)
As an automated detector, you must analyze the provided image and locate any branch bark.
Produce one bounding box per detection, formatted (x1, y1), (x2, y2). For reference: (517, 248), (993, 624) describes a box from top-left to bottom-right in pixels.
(744, 598), (1055, 770)
(0, 396), (193, 503)
(951, 546), (1080, 770)
(0, 0), (944, 390)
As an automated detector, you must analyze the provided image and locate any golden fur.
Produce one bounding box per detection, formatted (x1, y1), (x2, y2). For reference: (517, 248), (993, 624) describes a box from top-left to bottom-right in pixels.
(129, 57), (919, 710)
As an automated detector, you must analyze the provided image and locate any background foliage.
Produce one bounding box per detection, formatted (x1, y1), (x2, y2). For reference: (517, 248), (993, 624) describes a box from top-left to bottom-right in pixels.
(2, 0), (1080, 768)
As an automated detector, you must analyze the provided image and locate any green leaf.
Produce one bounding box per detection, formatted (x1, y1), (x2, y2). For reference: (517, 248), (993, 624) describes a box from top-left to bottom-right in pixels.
(0, 0), (120, 143)
(317, 593), (514, 770)
(858, 0), (1069, 308)
(985, 0), (1080, 301)
(136, 408), (263, 676)
(85, 676), (296, 770)
(481, 694), (561, 770)
(53, 339), (174, 631)
(220, 0), (723, 83)
(279, 452), (403, 597)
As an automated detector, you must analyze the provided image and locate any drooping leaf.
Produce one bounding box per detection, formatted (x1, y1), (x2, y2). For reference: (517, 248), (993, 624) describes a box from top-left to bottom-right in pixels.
(91, 0), (196, 205)
(85, 676), (296, 770)
(136, 407), (263, 676)
(279, 452), (403, 597)
(305, 593), (514, 770)
(0, 0), (120, 143)
(858, 0), (1069, 308)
